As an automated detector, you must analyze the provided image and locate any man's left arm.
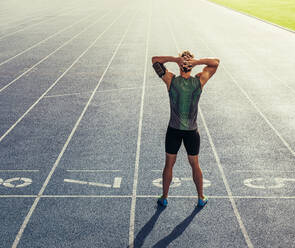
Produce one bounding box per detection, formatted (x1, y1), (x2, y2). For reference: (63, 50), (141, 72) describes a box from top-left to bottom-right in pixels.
(151, 56), (183, 90)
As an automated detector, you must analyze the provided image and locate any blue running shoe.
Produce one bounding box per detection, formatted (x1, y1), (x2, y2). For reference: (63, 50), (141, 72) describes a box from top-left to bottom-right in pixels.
(197, 196), (208, 208)
(157, 197), (168, 207)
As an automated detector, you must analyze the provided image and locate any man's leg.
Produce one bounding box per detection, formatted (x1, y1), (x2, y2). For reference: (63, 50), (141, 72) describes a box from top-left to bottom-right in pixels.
(162, 153), (177, 198)
(187, 155), (205, 199)
(162, 126), (182, 199)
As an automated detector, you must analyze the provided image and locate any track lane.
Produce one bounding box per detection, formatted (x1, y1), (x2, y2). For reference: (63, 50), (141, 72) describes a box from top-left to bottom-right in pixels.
(0, 8), (99, 67)
(0, 5), (82, 41)
(1, 0), (294, 247)
(166, 1), (295, 247)
(11, 4), (139, 247)
(173, 0), (295, 158)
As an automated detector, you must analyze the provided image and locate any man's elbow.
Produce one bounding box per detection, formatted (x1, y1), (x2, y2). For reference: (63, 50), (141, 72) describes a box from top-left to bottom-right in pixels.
(214, 58), (220, 67)
(152, 56), (158, 64)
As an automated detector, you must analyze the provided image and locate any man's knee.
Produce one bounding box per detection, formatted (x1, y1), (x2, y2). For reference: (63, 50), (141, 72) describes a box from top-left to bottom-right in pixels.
(187, 155), (199, 167)
(165, 153), (177, 167)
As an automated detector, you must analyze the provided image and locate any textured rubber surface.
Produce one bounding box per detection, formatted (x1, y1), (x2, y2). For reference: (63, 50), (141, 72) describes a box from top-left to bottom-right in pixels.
(0, 0), (294, 247)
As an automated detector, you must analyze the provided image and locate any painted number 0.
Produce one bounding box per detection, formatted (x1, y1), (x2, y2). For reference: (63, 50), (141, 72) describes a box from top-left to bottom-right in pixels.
(152, 177), (211, 188)
(244, 177), (295, 189)
(0, 177), (32, 188)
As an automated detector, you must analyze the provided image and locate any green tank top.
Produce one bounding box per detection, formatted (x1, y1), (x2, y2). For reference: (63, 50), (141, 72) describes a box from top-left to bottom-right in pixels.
(168, 75), (202, 130)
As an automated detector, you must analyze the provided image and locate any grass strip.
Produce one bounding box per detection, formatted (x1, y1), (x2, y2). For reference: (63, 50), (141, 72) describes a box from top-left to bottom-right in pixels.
(209, 0), (295, 31)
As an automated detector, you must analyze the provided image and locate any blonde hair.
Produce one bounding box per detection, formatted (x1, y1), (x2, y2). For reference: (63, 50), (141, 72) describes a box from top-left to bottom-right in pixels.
(179, 50), (194, 59)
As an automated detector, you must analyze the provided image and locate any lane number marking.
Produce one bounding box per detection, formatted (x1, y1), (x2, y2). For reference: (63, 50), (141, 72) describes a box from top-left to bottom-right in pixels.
(244, 177), (295, 189)
(0, 177), (32, 188)
(113, 177), (122, 188)
(152, 177), (181, 188)
(152, 177), (211, 188)
(64, 177), (123, 188)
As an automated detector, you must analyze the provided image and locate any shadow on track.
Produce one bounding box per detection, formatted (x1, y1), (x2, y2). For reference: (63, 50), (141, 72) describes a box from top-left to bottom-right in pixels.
(132, 205), (166, 248)
(152, 207), (203, 248)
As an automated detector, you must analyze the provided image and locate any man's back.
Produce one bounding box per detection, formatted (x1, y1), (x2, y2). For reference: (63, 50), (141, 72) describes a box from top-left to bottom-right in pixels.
(168, 76), (202, 131)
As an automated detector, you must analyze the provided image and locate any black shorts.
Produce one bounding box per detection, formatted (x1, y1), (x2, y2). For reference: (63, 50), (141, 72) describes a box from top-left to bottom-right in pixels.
(165, 126), (200, 155)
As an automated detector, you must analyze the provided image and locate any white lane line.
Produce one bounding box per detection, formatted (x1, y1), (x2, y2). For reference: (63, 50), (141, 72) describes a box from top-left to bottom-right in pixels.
(64, 179), (112, 188)
(96, 86), (146, 92)
(0, 7), (49, 29)
(128, 4), (152, 248)
(44, 85), (164, 98)
(221, 64), (295, 158)
(0, 195), (37, 198)
(166, 15), (181, 51)
(1, 194), (295, 199)
(44, 87), (140, 98)
(0, 3), (88, 35)
(0, 6), (79, 41)
(0, 2), (73, 25)
(0, 5), (59, 28)
(234, 170), (295, 173)
(11, 8), (137, 248)
(66, 170), (121, 172)
(200, 108), (254, 248)
(0, 11), (113, 143)
(237, 48), (295, 94)
(44, 91), (91, 98)
(41, 195), (131, 198)
(229, 196), (295, 199)
(0, 170), (39, 172)
(182, 15), (295, 159)
(166, 13), (254, 248)
(0, 9), (98, 67)
(136, 195), (295, 199)
(0, 10), (112, 93)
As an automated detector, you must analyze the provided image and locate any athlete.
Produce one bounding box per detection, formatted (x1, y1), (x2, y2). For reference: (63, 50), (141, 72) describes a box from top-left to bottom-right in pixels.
(152, 51), (220, 207)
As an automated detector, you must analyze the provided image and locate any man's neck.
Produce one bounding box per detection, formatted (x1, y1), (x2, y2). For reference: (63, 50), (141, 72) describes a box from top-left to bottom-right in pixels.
(180, 71), (191, 79)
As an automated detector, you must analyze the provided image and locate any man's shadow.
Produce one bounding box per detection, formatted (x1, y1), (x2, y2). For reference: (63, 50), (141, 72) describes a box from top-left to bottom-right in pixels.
(133, 205), (166, 248)
(133, 204), (203, 248)
(152, 207), (202, 248)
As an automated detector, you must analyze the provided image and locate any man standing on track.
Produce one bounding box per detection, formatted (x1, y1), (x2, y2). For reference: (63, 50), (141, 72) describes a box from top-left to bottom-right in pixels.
(152, 51), (220, 207)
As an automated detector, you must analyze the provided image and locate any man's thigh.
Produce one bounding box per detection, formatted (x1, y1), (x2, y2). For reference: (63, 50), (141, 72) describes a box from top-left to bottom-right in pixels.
(165, 126), (182, 154)
(183, 130), (200, 156)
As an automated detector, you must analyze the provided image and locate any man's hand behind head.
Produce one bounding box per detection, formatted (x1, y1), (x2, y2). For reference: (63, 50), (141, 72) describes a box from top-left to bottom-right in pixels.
(180, 59), (193, 72)
(176, 56), (185, 67)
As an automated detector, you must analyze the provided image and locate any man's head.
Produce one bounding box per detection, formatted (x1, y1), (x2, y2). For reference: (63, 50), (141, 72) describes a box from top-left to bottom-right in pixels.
(179, 50), (194, 61)
(179, 50), (194, 74)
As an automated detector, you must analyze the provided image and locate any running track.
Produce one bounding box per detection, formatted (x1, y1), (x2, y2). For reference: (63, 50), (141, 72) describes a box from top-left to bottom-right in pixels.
(0, 0), (295, 247)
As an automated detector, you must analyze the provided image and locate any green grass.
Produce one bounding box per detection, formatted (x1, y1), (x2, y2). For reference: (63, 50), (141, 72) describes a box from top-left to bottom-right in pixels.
(209, 0), (295, 31)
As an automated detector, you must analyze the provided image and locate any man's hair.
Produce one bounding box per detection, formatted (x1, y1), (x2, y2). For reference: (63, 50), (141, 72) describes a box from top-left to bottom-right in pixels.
(179, 50), (194, 59)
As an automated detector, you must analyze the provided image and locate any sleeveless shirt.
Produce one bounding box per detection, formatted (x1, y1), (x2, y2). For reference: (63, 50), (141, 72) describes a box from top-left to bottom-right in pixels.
(168, 75), (202, 130)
